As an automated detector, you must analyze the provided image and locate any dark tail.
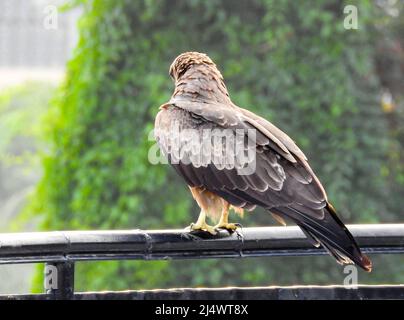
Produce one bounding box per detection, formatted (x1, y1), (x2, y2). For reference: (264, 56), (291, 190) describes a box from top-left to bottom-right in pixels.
(271, 203), (372, 272)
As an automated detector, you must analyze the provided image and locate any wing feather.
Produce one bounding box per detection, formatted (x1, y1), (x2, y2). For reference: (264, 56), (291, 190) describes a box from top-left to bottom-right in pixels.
(155, 102), (371, 270)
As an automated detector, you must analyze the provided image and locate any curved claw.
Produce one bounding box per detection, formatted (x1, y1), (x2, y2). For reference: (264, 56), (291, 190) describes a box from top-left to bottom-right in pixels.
(214, 222), (239, 233)
(189, 222), (217, 235)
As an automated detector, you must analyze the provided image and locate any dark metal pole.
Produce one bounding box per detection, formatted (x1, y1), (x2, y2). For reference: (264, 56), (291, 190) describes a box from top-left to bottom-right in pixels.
(0, 224), (403, 264)
(44, 262), (75, 300)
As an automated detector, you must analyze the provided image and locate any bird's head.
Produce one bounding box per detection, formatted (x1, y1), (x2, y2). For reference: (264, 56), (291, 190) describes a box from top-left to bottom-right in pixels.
(169, 51), (223, 82)
(168, 52), (229, 103)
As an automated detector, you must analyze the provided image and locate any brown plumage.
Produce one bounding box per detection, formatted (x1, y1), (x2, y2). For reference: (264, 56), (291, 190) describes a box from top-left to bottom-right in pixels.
(155, 51), (372, 271)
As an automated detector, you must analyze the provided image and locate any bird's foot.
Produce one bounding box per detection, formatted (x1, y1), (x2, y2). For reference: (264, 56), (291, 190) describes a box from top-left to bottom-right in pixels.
(189, 222), (217, 235)
(213, 222), (240, 232)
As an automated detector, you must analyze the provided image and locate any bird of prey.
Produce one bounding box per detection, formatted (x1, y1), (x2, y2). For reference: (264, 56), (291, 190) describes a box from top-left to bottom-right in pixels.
(154, 51), (372, 271)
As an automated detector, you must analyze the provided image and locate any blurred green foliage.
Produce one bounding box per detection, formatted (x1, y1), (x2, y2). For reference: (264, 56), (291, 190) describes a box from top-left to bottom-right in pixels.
(28, 0), (403, 292)
(0, 82), (52, 158)
(0, 82), (53, 230)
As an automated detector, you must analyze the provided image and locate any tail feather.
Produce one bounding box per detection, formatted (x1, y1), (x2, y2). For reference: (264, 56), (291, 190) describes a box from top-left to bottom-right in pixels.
(271, 203), (372, 272)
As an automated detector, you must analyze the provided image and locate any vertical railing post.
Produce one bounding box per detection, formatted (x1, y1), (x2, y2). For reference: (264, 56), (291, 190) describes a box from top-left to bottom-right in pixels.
(44, 262), (75, 300)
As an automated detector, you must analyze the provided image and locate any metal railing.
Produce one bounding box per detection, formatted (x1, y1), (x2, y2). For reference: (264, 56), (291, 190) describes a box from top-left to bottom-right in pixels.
(1, 224), (404, 300)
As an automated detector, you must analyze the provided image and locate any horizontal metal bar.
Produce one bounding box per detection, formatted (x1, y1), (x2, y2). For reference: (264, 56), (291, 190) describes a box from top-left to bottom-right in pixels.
(0, 224), (403, 264)
(3, 285), (404, 300)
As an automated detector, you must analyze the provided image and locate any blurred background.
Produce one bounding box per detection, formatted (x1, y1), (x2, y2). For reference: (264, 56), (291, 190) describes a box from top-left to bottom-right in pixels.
(0, 0), (402, 294)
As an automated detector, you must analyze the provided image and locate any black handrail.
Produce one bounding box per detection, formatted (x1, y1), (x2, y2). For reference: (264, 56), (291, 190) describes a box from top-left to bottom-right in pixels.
(1, 224), (403, 299)
(1, 224), (403, 264)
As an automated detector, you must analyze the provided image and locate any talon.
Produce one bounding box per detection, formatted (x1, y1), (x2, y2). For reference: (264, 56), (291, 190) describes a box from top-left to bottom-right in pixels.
(189, 222), (217, 235)
(214, 222), (239, 232)
(205, 225), (218, 235)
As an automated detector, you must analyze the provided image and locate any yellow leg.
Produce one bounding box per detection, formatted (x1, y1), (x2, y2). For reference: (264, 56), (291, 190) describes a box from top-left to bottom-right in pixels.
(190, 210), (217, 235)
(214, 201), (238, 232)
(188, 187), (217, 235)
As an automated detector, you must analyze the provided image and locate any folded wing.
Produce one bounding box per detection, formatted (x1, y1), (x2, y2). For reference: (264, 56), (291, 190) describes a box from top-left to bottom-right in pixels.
(154, 98), (371, 271)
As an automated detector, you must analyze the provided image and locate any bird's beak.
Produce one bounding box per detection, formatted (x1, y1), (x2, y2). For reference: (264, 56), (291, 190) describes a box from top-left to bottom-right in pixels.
(169, 63), (175, 80)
